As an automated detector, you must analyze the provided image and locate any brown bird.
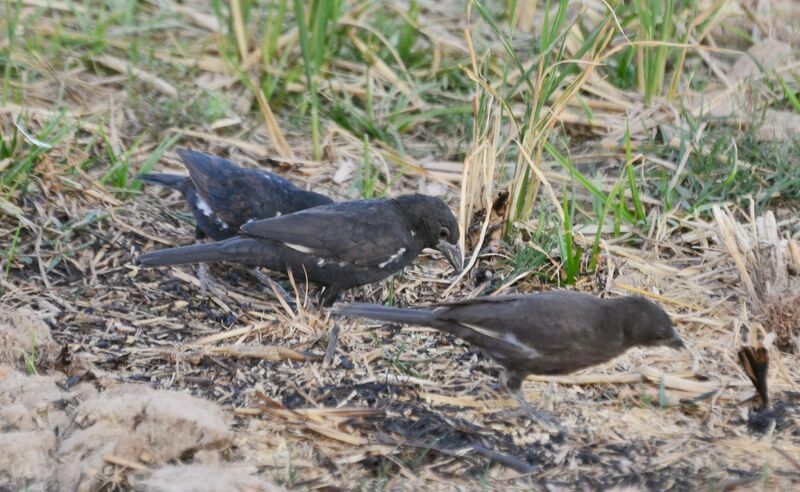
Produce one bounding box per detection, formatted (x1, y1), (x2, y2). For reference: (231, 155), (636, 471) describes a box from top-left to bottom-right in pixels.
(338, 291), (684, 423)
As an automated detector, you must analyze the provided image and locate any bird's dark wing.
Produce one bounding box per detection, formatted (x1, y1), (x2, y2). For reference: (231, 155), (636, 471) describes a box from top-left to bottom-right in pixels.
(179, 149), (298, 226)
(240, 201), (413, 267)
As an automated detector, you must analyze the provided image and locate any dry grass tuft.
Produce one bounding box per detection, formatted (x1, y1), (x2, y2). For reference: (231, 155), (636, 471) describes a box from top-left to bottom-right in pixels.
(762, 295), (800, 352)
(713, 205), (800, 354)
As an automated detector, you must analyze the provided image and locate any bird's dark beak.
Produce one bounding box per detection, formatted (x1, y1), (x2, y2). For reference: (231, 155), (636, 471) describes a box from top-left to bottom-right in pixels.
(665, 336), (686, 350)
(436, 240), (463, 273)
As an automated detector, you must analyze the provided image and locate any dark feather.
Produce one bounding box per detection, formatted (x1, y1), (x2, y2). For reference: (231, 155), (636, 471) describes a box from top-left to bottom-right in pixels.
(738, 346), (769, 407)
(139, 149), (332, 241)
(337, 303), (436, 326)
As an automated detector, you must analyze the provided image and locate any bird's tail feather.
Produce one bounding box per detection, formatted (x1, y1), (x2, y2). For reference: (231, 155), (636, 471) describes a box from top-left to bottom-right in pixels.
(337, 303), (434, 326)
(137, 173), (185, 188)
(137, 242), (230, 267)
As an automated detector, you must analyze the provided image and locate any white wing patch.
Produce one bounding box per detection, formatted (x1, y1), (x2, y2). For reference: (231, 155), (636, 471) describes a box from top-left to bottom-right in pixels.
(195, 196), (214, 217)
(502, 332), (540, 358)
(457, 321), (540, 358)
(283, 242), (313, 254)
(316, 258), (326, 267)
(196, 196), (229, 229)
(457, 321), (503, 340)
(378, 248), (406, 268)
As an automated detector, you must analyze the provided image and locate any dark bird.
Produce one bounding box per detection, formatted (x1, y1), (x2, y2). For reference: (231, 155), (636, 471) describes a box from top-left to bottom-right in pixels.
(136, 194), (463, 306)
(138, 149), (332, 241)
(337, 291), (684, 423)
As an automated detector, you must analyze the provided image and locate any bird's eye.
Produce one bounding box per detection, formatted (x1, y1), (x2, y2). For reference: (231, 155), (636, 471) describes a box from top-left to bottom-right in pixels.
(439, 226), (449, 239)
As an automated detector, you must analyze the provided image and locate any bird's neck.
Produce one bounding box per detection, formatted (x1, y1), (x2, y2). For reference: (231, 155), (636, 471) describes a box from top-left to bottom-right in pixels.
(609, 297), (645, 347)
(292, 189), (328, 208)
(390, 196), (435, 246)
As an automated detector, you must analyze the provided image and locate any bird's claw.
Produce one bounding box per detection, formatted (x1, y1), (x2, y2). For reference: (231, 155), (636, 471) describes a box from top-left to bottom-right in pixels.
(514, 392), (565, 433)
(248, 269), (296, 308)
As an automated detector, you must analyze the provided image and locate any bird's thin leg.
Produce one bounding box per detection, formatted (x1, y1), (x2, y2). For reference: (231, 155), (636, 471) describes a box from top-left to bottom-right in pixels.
(193, 230), (215, 298)
(197, 262), (211, 298)
(319, 286), (341, 307)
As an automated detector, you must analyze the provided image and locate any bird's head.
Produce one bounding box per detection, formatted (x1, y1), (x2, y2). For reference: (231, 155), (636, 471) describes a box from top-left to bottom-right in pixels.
(618, 296), (685, 350)
(394, 194), (463, 272)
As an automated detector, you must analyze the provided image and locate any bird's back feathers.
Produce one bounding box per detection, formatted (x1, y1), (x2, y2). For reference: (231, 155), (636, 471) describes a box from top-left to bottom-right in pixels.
(240, 199), (417, 267)
(139, 149), (333, 241)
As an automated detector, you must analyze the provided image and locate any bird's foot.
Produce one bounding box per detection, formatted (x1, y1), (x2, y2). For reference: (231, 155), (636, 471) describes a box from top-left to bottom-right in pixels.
(513, 392), (565, 433)
(248, 269), (296, 307)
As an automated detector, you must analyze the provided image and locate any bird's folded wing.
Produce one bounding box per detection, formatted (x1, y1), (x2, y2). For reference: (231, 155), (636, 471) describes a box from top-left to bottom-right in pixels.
(436, 294), (531, 308)
(179, 149), (232, 198)
(433, 296), (572, 353)
(179, 150), (283, 224)
(433, 296), (527, 334)
(240, 203), (410, 266)
(206, 172), (293, 225)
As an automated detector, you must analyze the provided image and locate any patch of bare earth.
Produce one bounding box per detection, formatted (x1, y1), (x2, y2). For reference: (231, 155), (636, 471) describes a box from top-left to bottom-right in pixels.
(0, 307), (282, 491)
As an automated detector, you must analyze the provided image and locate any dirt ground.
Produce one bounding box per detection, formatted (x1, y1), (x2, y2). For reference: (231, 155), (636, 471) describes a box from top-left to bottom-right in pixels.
(0, 160), (798, 490)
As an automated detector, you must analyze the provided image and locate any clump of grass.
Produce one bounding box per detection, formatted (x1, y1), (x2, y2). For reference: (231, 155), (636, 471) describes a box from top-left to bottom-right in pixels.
(468, 0), (617, 236)
(507, 214), (559, 280)
(615, 0), (729, 102)
(1, 117), (67, 193)
(356, 135), (381, 199)
(293, 0), (343, 160)
(98, 131), (179, 193)
(650, 123), (800, 214)
(632, 0), (678, 103)
(557, 185), (582, 285)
